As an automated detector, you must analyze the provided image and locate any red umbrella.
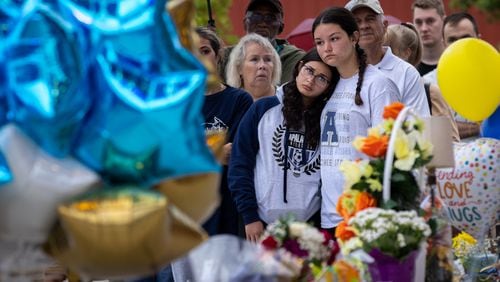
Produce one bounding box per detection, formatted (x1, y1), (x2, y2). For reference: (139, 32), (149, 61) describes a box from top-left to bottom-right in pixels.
(385, 15), (403, 25)
(286, 18), (315, 51)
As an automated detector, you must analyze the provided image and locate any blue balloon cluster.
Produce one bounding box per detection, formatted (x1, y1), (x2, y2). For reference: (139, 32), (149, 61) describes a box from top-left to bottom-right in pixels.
(0, 0), (219, 186)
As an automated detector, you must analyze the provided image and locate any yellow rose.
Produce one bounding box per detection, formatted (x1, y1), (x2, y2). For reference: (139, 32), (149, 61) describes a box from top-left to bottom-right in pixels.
(395, 150), (419, 171)
(367, 127), (381, 137)
(352, 136), (365, 151)
(340, 161), (362, 189)
(394, 131), (411, 159)
(360, 160), (373, 178)
(417, 137), (434, 159)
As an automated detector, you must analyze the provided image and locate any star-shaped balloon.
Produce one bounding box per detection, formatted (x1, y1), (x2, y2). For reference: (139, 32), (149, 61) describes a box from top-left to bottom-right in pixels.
(0, 124), (99, 244)
(0, 150), (12, 186)
(3, 4), (90, 158)
(59, 0), (155, 35)
(45, 187), (206, 279)
(72, 0), (219, 185)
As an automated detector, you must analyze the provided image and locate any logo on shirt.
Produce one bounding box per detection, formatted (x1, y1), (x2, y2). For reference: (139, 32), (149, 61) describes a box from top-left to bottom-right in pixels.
(272, 124), (320, 176)
(204, 116), (228, 131)
(321, 111), (338, 146)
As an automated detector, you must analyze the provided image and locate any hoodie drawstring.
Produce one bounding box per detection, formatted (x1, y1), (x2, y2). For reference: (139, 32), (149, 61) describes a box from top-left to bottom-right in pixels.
(283, 129), (289, 203)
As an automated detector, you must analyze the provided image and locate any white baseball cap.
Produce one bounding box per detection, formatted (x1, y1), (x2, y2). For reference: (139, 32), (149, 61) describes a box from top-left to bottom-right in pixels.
(345, 0), (384, 14)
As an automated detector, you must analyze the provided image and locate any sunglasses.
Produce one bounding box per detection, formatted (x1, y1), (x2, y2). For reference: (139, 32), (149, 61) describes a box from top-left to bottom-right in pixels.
(245, 12), (279, 24)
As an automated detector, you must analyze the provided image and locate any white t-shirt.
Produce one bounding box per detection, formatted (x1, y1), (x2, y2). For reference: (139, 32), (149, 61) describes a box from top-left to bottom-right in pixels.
(320, 65), (400, 228)
(376, 47), (430, 117)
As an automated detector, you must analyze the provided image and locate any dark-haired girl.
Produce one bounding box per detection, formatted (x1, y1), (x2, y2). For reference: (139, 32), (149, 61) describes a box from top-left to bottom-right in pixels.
(228, 49), (339, 242)
(312, 7), (399, 234)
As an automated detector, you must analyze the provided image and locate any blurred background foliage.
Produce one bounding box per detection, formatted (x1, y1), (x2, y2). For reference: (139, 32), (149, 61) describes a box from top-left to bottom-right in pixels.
(194, 0), (239, 45)
(450, 0), (500, 20)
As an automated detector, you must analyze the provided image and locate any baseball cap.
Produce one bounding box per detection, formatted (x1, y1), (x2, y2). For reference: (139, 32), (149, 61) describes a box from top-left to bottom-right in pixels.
(246, 0), (284, 17)
(345, 0), (384, 14)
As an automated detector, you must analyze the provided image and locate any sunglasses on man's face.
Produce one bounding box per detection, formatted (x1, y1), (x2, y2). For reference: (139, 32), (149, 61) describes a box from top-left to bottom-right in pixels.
(245, 12), (279, 24)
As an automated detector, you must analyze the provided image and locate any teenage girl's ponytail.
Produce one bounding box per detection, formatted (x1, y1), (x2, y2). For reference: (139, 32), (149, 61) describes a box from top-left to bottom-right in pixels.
(354, 43), (367, 106)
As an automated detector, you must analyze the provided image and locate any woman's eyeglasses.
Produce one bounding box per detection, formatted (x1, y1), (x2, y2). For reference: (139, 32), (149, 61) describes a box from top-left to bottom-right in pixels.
(300, 65), (330, 87)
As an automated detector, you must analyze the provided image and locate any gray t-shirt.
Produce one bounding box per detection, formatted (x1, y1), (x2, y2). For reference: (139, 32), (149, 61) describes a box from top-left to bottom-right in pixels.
(320, 65), (400, 228)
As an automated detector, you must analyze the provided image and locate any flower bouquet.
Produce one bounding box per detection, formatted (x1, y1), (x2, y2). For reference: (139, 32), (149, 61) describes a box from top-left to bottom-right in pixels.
(260, 216), (339, 281)
(346, 208), (432, 281)
(336, 102), (433, 241)
(452, 231), (499, 280)
(334, 102), (435, 281)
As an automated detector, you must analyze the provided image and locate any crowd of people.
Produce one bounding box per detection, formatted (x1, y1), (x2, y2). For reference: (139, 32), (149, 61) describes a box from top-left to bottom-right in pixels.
(197, 0), (486, 242)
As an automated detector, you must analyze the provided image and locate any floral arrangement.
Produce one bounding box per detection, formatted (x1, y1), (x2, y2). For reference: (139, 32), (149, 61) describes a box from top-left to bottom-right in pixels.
(452, 231), (499, 277)
(260, 216), (339, 280)
(336, 102), (433, 241)
(452, 231), (478, 263)
(345, 208), (431, 259)
(261, 217), (338, 264)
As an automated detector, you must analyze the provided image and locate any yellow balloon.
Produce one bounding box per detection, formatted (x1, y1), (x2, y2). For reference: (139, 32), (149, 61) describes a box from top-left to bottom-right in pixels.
(437, 38), (500, 122)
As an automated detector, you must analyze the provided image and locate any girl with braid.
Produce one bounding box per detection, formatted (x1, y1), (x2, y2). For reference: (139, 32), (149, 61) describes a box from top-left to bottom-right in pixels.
(312, 7), (399, 235)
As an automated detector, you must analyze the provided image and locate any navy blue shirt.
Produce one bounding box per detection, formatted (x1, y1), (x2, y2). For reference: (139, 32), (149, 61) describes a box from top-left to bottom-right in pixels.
(202, 85), (253, 235)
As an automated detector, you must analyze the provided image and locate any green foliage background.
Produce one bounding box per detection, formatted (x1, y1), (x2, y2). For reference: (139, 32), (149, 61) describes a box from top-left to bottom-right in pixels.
(450, 0), (500, 20)
(194, 0), (239, 44)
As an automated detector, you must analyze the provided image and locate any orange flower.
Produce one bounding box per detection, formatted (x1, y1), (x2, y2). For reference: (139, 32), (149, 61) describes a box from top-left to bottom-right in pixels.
(383, 102), (405, 120)
(337, 192), (357, 221)
(360, 134), (389, 158)
(333, 259), (360, 282)
(355, 192), (377, 212)
(335, 221), (355, 242)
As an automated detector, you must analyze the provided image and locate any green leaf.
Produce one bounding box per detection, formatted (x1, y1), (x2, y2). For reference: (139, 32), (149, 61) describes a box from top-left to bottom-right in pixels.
(391, 172), (406, 182)
(449, 0), (500, 21)
(382, 199), (398, 209)
(352, 182), (370, 191)
(194, 0), (237, 44)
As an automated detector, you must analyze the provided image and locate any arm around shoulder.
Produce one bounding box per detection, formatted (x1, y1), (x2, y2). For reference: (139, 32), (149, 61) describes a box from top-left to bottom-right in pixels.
(429, 84), (460, 142)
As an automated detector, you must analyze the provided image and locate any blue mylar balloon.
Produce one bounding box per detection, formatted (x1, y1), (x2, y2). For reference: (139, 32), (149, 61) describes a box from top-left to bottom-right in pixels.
(4, 4), (90, 158)
(0, 150), (12, 185)
(59, 0), (154, 35)
(73, 0), (219, 185)
(482, 106), (500, 139)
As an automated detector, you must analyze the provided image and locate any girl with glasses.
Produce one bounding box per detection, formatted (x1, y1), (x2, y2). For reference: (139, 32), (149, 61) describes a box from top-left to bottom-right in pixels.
(228, 49), (339, 242)
(312, 7), (399, 237)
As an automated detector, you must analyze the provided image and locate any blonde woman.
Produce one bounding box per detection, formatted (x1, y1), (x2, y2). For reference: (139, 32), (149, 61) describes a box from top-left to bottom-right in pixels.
(226, 33), (281, 101)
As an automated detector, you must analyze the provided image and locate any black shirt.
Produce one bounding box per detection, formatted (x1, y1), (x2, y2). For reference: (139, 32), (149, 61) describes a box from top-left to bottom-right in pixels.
(417, 61), (437, 76)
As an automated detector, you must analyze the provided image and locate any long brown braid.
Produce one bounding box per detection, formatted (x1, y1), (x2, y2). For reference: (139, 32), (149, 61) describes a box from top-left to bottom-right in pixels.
(354, 43), (367, 106)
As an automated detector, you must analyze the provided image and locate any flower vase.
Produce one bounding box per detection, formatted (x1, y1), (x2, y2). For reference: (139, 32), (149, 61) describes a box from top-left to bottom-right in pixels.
(368, 248), (419, 282)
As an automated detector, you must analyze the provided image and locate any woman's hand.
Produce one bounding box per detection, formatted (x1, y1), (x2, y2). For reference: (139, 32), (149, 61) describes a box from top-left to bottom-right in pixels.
(245, 221), (264, 243)
(221, 142), (232, 165)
